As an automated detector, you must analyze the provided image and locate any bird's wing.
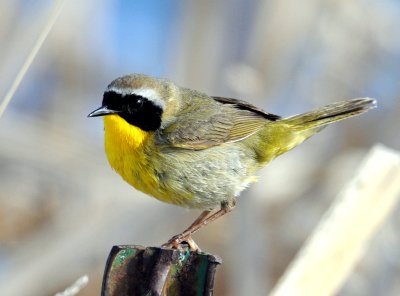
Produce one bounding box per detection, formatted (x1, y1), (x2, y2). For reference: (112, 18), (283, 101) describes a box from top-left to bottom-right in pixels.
(211, 96), (281, 121)
(157, 96), (280, 150)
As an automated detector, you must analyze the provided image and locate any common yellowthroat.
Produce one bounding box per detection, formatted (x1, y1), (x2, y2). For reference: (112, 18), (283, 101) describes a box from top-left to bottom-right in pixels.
(89, 73), (376, 249)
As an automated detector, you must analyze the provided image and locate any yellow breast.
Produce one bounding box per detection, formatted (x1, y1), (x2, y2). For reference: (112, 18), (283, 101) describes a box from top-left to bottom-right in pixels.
(103, 115), (162, 199)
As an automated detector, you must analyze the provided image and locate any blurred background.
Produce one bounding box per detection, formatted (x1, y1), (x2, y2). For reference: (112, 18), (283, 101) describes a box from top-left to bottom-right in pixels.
(0, 0), (399, 295)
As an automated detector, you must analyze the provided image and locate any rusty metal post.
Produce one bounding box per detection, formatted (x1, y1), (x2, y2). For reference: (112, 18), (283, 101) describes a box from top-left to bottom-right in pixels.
(101, 245), (222, 296)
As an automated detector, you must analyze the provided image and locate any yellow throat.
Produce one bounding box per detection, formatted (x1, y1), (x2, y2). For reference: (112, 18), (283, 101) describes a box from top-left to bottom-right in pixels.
(103, 115), (160, 198)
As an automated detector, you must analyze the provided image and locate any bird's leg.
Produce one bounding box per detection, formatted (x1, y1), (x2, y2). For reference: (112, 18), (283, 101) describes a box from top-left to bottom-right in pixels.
(162, 199), (236, 250)
(162, 210), (212, 250)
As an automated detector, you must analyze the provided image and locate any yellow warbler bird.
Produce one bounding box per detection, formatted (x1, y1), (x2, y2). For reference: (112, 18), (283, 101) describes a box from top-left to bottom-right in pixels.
(89, 73), (376, 249)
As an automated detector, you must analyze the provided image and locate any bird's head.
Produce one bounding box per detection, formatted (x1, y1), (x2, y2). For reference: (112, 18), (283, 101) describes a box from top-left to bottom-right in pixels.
(88, 74), (179, 131)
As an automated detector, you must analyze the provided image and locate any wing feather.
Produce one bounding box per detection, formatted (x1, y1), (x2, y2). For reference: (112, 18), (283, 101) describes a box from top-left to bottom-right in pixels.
(156, 95), (279, 150)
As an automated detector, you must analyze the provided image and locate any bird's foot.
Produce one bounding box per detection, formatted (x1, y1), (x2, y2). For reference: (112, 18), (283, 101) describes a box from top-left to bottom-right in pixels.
(162, 234), (200, 252)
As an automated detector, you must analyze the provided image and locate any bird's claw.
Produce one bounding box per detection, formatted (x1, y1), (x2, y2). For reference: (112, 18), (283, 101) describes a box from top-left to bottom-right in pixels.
(162, 235), (200, 252)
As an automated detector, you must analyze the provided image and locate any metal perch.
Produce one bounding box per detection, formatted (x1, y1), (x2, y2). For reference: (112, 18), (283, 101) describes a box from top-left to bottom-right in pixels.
(101, 245), (221, 296)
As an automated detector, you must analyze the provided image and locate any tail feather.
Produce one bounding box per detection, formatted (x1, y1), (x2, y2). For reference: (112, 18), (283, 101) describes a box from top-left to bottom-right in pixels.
(256, 98), (376, 163)
(282, 98), (377, 131)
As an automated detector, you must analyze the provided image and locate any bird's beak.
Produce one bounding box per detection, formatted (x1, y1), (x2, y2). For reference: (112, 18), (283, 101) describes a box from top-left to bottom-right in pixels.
(88, 106), (120, 117)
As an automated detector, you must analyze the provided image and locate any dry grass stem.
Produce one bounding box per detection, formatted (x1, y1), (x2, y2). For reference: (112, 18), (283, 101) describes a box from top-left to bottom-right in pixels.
(0, 0), (65, 120)
(54, 275), (89, 296)
(271, 144), (400, 296)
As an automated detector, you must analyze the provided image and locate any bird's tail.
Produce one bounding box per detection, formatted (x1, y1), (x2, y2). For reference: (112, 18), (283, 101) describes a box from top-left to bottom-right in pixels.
(282, 98), (376, 132)
(259, 98), (376, 163)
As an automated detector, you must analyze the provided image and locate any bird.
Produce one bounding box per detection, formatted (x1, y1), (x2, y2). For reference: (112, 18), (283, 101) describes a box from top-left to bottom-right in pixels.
(88, 73), (376, 250)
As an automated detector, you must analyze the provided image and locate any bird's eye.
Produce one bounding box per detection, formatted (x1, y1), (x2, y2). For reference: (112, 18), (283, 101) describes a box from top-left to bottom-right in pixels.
(124, 95), (145, 113)
(130, 97), (143, 110)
